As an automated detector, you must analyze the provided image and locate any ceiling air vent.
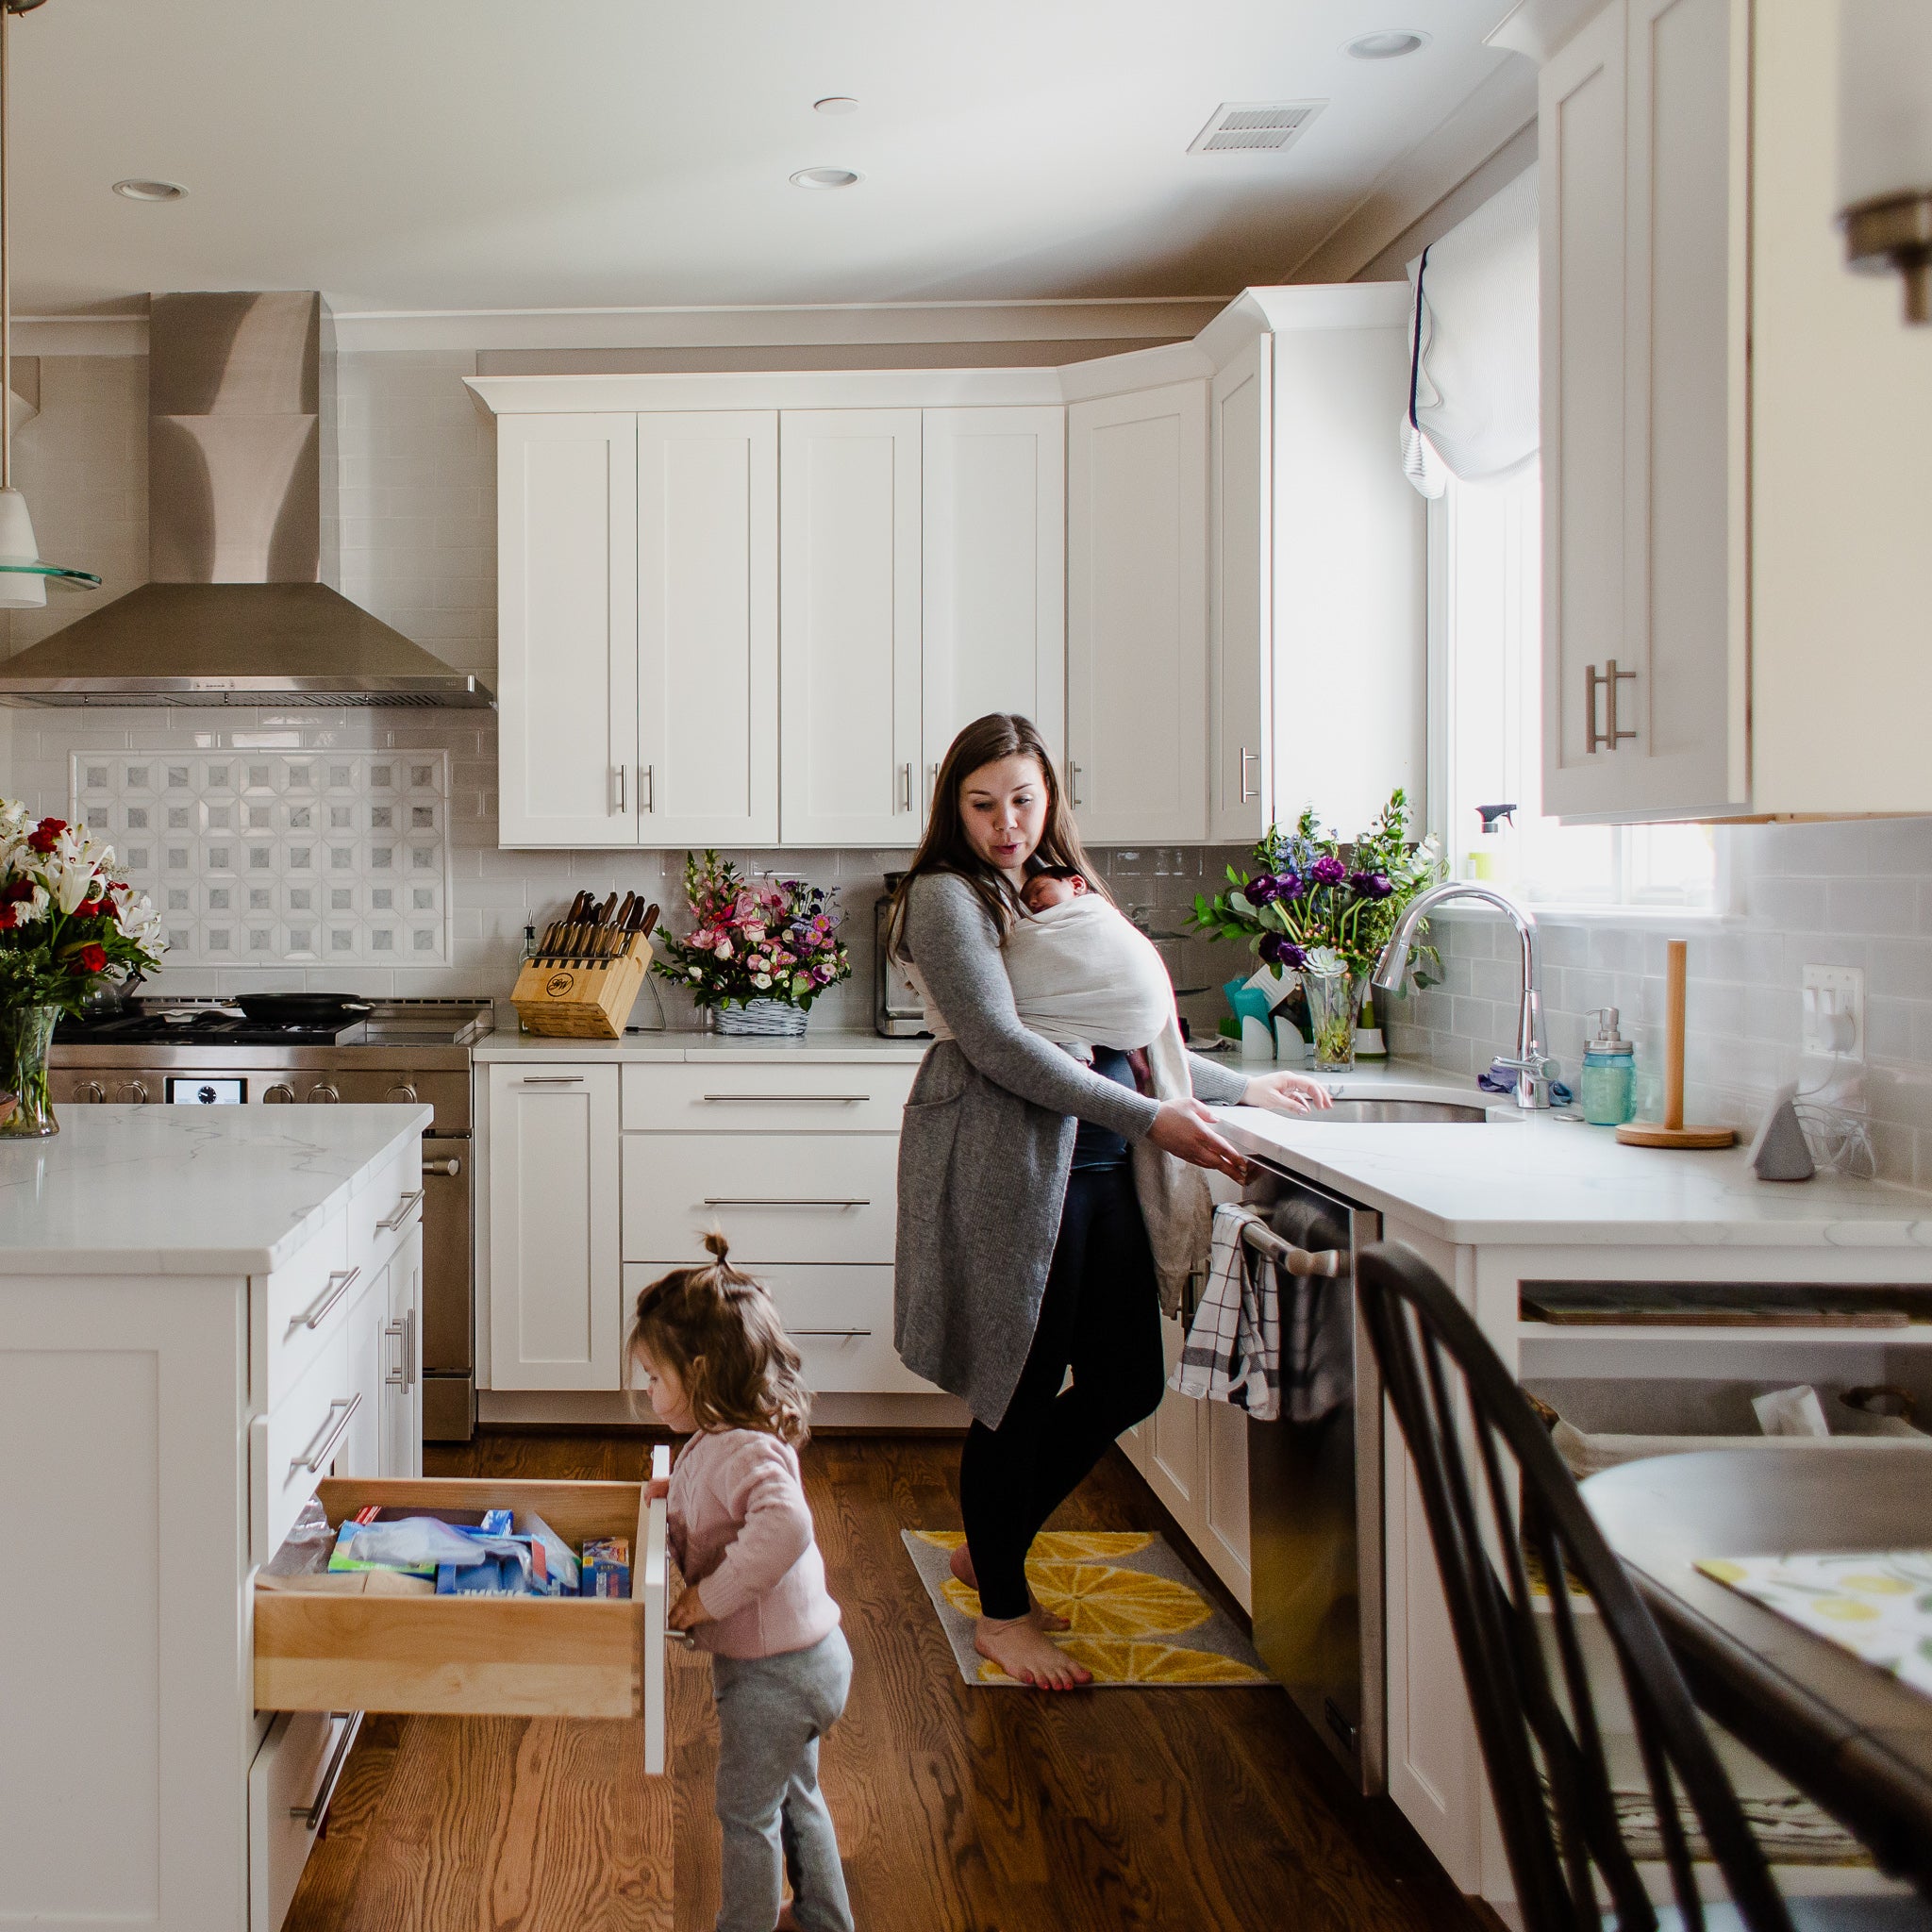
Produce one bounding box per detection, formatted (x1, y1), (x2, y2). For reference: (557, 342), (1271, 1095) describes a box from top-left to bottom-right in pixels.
(1187, 100), (1325, 156)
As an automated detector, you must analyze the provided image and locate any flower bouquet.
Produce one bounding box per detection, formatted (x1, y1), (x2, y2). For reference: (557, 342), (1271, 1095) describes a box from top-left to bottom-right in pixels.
(1189, 790), (1443, 1069)
(652, 850), (851, 1037)
(1, 801), (167, 1135)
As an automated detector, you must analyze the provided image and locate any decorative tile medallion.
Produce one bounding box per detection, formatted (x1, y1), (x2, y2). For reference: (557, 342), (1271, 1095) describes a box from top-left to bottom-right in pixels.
(72, 752), (451, 965)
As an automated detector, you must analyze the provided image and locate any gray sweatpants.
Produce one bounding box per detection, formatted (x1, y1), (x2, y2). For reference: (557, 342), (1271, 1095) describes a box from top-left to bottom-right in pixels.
(710, 1627), (855, 1932)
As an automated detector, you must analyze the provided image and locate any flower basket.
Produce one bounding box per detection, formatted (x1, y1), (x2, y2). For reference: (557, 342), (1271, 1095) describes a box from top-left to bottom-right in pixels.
(714, 998), (810, 1040)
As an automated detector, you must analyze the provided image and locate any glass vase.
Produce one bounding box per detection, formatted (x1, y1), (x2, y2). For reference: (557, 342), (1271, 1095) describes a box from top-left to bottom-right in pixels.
(0, 1004), (62, 1138)
(713, 997), (809, 1040)
(1302, 967), (1362, 1073)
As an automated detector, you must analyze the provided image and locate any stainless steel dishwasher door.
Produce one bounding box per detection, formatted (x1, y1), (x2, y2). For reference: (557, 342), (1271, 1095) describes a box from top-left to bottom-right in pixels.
(1241, 1160), (1386, 1794)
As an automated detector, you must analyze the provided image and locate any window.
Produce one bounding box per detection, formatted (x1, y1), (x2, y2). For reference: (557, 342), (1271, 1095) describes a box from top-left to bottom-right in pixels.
(1429, 460), (1715, 911)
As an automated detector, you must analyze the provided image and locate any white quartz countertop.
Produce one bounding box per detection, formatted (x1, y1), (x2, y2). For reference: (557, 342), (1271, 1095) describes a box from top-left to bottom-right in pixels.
(1224, 1066), (1932, 1250)
(0, 1105), (432, 1276)
(476, 1026), (930, 1064)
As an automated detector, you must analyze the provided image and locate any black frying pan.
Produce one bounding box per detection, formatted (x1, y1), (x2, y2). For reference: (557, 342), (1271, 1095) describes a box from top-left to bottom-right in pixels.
(233, 994), (374, 1026)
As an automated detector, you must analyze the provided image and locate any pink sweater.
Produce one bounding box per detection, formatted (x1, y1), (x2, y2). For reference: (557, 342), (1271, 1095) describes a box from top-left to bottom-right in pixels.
(667, 1428), (841, 1659)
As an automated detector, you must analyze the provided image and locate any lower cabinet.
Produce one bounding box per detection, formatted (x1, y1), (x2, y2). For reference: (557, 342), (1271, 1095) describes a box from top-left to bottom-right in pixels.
(250, 1712), (358, 1932)
(486, 1064), (624, 1391)
(382, 1222), (425, 1478)
(1119, 1315), (1252, 1611)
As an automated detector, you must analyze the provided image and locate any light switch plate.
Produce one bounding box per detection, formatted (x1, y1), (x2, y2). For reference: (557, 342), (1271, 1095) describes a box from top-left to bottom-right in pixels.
(1802, 964), (1863, 1058)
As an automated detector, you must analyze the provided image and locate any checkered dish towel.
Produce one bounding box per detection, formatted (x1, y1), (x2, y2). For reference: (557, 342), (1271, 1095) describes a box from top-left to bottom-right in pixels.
(1170, 1203), (1280, 1421)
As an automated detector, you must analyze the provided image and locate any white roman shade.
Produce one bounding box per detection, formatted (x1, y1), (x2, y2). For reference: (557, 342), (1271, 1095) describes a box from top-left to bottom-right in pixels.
(1403, 166), (1540, 497)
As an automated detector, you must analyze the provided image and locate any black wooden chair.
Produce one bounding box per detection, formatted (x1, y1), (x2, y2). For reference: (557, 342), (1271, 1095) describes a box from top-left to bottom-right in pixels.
(1354, 1240), (1930, 1932)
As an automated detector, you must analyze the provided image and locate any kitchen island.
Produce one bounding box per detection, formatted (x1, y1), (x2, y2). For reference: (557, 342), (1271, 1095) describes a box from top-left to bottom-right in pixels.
(0, 1105), (429, 1932)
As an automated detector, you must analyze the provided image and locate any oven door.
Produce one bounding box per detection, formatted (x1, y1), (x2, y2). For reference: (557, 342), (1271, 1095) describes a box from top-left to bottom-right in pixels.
(418, 1134), (475, 1441)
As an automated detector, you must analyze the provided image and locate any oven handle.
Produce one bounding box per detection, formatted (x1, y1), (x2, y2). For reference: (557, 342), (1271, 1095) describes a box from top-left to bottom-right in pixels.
(423, 1156), (462, 1178)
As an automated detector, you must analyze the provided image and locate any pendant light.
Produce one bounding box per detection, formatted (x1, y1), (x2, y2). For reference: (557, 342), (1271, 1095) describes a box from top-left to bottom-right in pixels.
(0, 0), (98, 607)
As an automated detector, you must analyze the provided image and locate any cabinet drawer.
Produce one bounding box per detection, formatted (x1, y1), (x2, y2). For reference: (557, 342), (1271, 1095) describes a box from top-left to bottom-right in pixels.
(264, 1214), (352, 1406)
(347, 1141), (424, 1275)
(624, 1260), (935, 1395)
(260, 1325), (360, 1557)
(250, 1710), (358, 1932)
(621, 1060), (916, 1134)
(254, 1462), (670, 1774)
(622, 1133), (896, 1264)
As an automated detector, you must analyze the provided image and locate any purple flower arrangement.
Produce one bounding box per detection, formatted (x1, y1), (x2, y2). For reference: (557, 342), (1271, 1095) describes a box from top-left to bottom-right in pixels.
(653, 850), (852, 1013)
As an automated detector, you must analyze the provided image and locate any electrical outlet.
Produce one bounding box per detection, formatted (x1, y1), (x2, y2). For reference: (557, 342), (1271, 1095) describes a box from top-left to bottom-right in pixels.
(1802, 965), (1864, 1058)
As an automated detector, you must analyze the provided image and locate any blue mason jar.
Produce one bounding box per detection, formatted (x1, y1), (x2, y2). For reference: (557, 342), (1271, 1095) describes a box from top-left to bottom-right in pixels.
(1579, 1008), (1636, 1126)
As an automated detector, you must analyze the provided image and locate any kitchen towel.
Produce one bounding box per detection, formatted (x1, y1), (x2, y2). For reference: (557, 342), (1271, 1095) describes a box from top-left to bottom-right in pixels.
(902, 1529), (1267, 1689)
(1170, 1203), (1279, 1419)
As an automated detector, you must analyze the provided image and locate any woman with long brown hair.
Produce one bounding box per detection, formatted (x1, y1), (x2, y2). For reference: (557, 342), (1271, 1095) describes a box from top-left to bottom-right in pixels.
(889, 712), (1329, 1688)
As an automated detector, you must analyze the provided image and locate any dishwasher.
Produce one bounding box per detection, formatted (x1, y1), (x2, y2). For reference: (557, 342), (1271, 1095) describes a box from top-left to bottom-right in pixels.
(1241, 1157), (1386, 1794)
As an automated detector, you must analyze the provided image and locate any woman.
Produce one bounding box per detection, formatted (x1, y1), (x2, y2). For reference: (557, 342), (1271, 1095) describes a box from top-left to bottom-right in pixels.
(889, 712), (1330, 1689)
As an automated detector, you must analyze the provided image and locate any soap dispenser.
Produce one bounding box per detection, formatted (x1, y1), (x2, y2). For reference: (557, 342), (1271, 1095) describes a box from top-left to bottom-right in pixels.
(1469, 804), (1517, 882)
(1579, 1008), (1636, 1126)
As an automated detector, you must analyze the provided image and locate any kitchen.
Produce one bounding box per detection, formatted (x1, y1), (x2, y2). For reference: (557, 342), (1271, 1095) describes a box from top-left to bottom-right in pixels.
(2, 1), (1930, 1928)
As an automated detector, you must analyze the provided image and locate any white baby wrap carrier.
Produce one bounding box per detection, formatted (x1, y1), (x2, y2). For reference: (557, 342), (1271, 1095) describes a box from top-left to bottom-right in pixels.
(911, 892), (1215, 1311)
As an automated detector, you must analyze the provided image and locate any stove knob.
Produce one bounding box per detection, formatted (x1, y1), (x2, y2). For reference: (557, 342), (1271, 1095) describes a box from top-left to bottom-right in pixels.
(263, 1083), (296, 1105)
(307, 1083), (341, 1105)
(75, 1081), (105, 1104)
(385, 1082), (419, 1105)
(116, 1080), (150, 1105)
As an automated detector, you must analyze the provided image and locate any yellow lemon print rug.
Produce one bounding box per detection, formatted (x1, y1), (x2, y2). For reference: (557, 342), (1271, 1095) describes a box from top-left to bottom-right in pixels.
(902, 1528), (1270, 1689)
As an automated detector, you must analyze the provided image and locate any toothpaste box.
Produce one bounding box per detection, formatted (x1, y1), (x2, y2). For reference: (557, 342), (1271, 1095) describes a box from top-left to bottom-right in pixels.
(580, 1538), (630, 1599)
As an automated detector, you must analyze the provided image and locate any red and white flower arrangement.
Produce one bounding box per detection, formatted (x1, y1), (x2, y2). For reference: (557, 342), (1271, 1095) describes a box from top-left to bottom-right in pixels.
(652, 849), (850, 1013)
(1, 798), (167, 1009)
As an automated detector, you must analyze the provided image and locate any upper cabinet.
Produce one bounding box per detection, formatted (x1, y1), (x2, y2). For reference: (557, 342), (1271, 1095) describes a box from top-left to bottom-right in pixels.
(777, 410), (924, 846)
(921, 406), (1065, 810)
(1208, 341), (1271, 844)
(1066, 381), (1209, 844)
(1538, 0), (1931, 820)
(495, 413), (639, 847)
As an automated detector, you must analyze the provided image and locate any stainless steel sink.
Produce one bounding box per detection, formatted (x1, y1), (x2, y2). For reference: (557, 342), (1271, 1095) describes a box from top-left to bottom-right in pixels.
(1303, 1098), (1494, 1124)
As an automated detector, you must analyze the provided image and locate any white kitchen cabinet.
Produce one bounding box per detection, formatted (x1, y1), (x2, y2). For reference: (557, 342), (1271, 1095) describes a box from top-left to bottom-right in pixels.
(486, 1063), (623, 1391)
(1066, 380), (1208, 843)
(635, 410), (779, 844)
(1208, 340), (1270, 842)
(495, 413), (640, 847)
(921, 406), (1065, 803)
(778, 409), (924, 845)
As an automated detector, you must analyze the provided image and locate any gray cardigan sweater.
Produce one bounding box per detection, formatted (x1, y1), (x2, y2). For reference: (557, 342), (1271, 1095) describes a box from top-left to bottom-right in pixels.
(892, 871), (1249, 1427)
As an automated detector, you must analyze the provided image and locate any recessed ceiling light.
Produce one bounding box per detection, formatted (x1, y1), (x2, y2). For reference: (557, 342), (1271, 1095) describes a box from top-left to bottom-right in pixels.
(112, 178), (188, 202)
(790, 167), (860, 190)
(813, 96), (858, 116)
(1344, 28), (1429, 58)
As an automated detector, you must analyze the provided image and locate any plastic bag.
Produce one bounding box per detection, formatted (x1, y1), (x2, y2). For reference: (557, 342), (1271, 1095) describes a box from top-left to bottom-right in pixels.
(330, 1515), (533, 1586)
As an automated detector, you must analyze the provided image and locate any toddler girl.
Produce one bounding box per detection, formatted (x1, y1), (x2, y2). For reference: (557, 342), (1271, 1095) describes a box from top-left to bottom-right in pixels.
(630, 1233), (854, 1932)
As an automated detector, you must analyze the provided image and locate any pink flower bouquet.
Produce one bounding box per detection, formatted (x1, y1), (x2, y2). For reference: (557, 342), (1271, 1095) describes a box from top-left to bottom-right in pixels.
(653, 850), (851, 1013)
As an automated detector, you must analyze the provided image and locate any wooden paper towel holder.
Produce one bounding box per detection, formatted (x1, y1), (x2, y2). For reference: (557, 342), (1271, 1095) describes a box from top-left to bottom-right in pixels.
(1617, 939), (1737, 1149)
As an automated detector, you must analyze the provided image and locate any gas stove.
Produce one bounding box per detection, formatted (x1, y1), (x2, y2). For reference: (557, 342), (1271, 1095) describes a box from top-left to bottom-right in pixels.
(55, 996), (493, 1052)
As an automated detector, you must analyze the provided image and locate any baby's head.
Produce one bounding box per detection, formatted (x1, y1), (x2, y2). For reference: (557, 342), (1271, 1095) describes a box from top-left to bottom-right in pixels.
(625, 1232), (809, 1444)
(1022, 865), (1089, 914)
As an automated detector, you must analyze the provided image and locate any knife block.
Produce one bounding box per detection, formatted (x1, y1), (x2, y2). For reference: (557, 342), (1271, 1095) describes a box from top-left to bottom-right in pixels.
(511, 937), (655, 1039)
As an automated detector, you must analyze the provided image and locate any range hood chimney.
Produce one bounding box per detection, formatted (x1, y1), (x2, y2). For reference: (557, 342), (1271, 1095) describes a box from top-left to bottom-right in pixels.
(0, 291), (492, 708)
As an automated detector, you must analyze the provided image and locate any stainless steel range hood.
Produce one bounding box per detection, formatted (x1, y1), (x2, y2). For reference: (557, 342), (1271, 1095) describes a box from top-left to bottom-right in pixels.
(0, 291), (492, 708)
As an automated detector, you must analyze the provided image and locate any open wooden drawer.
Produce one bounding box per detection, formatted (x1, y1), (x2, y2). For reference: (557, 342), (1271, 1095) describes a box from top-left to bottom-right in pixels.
(253, 1446), (670, 1773)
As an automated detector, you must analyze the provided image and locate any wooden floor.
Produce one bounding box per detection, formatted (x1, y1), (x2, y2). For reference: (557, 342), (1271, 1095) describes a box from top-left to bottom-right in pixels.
(285, 1430), (1480, 1932)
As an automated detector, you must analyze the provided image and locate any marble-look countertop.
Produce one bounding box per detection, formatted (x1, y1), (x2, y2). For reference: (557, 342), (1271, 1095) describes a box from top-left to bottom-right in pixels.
(0, 1105), (432, 1276)
(476, 1026), (931, 1064)
(1224, 1069), (1932, 1251)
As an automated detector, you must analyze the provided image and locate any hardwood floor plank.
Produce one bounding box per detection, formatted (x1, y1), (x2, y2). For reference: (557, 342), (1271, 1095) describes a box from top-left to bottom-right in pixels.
(280, 1428), (1479, 1932)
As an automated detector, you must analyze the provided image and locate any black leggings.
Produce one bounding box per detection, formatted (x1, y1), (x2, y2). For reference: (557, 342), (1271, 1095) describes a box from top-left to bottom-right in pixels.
(958, 1166), (1168, 1622)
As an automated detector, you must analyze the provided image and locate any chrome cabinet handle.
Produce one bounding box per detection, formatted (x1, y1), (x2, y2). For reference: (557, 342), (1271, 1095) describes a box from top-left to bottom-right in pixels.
(898, 761), (913, 811)
(702, 1196), (871, 1208)
(384, 1309), (417, 1390)
(518, 1074), (585, 1086)
(791, 1327), (874, 1339)
(1067, 758), (1082, 807)
(614, 762), (627, 814)
(376, 1190), (423, 1233)
(700, 1092), (869, 1104)
(307, 1083), (340, 1105)
(264, 1082), (295, 1105)
(291, 1266), (361, 1333)
(641, 764), (655, 813)
(1585, 659), (1638, 753)
(290, 1713), (361, 1830)
(423, 1155), (461, 1177)
(290, 1392), (361, 1474)
(1239, 745), (1258, 804)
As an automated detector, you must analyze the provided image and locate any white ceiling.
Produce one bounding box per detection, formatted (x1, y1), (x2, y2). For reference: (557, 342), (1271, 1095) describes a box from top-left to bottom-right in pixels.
(14, 0), (1526, 317)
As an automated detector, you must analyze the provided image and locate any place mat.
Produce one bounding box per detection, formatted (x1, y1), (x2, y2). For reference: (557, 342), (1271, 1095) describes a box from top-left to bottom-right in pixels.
(902, 1528), (1269, 1688)
(1697, 1551), (1932, 1700)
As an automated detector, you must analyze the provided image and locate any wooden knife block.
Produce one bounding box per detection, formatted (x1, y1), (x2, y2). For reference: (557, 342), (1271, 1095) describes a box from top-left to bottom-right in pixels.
(511, 937), (655, 1039)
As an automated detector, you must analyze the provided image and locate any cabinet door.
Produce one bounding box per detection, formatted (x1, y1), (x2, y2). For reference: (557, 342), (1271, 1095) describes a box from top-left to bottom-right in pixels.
(487, 1064), (623, 1391)
(1066, 381), (1208, 842)
(1135, 1317), (1204, 1529)
(496, 413), (640, 846)
(778, 410), (924, 845)
(383, 1222), (424, 1478)
(1199, 1396), (1252, 1611)
(635, 411), (779, 845)
(1208, 342), (1271, 842)
(922, 407), (1065, 808)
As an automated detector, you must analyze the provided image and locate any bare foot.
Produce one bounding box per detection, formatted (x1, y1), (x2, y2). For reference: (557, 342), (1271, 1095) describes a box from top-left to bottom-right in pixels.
(974, 1614), (1092, 1690)
(949, 1541), (1070, 1632)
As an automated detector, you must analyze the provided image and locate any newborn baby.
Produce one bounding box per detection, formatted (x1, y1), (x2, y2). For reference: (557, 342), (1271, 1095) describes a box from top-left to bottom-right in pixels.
(1007, 864), (1174, 1059)
(1019, 865), (1088, 915)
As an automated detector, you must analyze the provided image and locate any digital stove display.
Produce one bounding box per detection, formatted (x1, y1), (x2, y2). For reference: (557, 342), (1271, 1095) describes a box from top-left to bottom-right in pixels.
(166, 1077), (247, 1106)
